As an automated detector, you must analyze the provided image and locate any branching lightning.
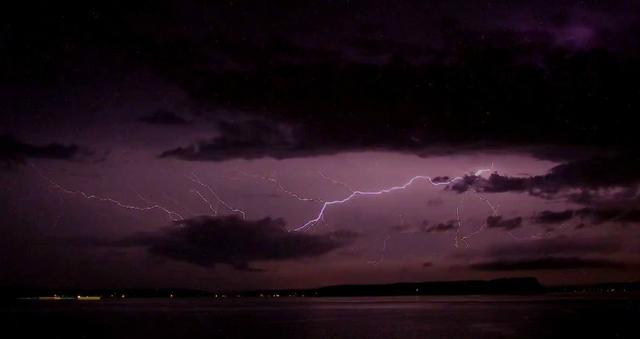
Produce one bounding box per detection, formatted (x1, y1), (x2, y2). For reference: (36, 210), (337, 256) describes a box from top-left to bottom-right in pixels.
(367, 234), (392, 265)
(185, 173), (246, 219)
(317, 171), (355, 193)
(454, 188), (500, 247)
(239, 170), (324, 203)
(292, 166), (493, 232)
(239, 165), (499, 248)
(30, 162), (185, 221)
(31, 159), (512, 250)
(190, 189), (219, 215)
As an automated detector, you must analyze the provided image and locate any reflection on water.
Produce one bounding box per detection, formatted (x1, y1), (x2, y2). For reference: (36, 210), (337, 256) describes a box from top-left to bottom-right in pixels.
(3, 295), (640, 338)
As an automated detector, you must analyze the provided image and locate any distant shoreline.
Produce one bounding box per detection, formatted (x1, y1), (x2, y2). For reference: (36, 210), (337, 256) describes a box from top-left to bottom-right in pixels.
(4, 277), (640, 300)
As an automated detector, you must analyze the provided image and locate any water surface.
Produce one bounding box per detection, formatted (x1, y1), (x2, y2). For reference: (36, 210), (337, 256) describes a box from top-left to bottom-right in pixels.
(3, 295), (639, 338)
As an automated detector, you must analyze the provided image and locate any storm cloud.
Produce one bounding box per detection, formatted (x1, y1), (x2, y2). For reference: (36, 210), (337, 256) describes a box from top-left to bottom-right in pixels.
(113, 216), (357, 271)
(451, 155), (640, 199)
(424, 221), (457, 233)
(486, 216), (523, 231)
(532, 207), (640, 226)
(576, 207), (640, 225)
(0, 135), (90, 165)
(159, 120), (322, 161)
(534, 210), (575, 224)
(6, 1), (640, 163)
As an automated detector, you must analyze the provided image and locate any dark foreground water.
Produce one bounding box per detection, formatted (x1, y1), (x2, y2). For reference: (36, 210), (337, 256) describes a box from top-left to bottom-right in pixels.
(2, 295), (640, 338)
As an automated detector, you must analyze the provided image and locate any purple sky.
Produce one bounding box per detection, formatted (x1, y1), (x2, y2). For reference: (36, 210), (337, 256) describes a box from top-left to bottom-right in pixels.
(2, 1), (640, 290)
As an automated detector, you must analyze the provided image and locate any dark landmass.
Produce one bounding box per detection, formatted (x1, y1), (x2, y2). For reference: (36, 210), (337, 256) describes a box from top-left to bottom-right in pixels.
(1, 288), (212, 300)
(4, 278), (640, 300)
(238, 277), (544, 297)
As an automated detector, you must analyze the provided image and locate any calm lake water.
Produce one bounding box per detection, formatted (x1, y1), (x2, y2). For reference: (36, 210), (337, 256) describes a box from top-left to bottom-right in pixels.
(3, 295), (640, 338)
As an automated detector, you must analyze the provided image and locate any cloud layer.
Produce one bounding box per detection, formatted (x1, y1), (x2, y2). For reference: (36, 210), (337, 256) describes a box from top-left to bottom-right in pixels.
(0, 135), (89, 166)
(113, 216), (357, 271)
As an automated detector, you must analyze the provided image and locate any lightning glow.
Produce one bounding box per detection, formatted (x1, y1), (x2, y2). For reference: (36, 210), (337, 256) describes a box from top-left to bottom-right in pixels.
(292, 167), (493, 232)
(32, 159), (503, 250)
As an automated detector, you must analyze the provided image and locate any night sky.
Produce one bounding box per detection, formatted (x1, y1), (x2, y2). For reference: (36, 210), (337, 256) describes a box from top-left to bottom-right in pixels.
(2, 1), (640, 290)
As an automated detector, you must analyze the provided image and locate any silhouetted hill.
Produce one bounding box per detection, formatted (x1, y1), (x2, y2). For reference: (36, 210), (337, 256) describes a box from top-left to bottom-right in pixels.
(238, 277), (544, 297)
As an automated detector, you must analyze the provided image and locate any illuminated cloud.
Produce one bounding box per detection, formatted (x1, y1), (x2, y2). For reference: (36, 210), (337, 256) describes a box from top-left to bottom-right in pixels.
(451, 155), (640, 197)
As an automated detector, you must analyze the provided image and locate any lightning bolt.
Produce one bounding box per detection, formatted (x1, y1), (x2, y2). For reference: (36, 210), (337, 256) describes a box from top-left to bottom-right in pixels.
(190, 189), (219, 215)
(163, 192), (198, 217)
(239, 170), (324, 203)
(185, 173), (247, 219)
(454, 188), (500, 247)
(293, 166), (493, 232)
(30, 162), (184, 221)
(367, 234), (392, 265)
(32, 159), (500, 249)
(317, 171), (355, 193)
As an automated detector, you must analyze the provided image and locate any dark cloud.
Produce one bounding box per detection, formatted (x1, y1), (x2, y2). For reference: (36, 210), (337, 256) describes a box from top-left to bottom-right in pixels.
(567, 186), (639, 206)
(162, 45), (640, 160)
(534, 210), (575, 224)
(542, 155), (640, 189)
(160, 118), (464, 161)
(486, 216), (523, 231)
(5, 2), (640, 162)
(450, 173), (528, 193)
(527, 145), (611, 162)
(111, 216), (357, 271)
(138, 110), (190, 125)
(161, 52), (640, 161)
(451, 154), (640, 198)
(425, 221), (456, 233)
(0, 135), (90, 165)
(563, 188), (640, 227)
(576, 207), (640, 225)
(160, 120), (321, 161)
(470, 257), (626, 271)
(531, 206), (640, 226)
(140, 2), (640, 163)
